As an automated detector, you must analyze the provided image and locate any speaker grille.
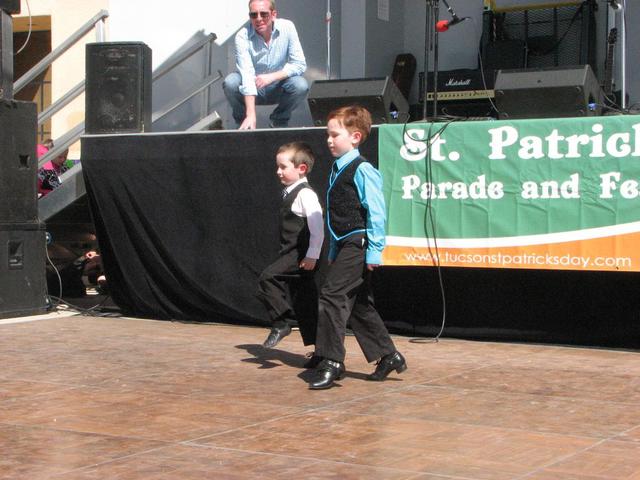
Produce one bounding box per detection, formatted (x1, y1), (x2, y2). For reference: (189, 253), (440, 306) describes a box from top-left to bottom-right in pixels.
(307, 77), (408, 126)
(85, 42), (152, 134)
(0, 0), (20, 14)
(494, 65), (602, 119)
(0, 100), (37, 223)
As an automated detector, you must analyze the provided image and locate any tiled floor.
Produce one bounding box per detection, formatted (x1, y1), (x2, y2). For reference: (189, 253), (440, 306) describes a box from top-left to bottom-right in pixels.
(1, 312), (639, 479)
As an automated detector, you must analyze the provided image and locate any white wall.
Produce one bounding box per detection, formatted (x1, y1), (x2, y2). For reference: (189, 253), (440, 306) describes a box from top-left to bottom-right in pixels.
(108, 0), (246, 68)
(19, 0), (637, 135)
(341, 0), (366, 78)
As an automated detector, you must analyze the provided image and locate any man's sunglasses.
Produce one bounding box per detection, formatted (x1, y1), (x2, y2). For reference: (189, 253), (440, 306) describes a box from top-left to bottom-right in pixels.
(249, 11), (271, 19)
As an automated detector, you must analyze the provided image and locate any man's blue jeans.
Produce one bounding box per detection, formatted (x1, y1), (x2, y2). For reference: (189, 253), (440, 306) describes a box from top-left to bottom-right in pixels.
(222, 72), (309, 127)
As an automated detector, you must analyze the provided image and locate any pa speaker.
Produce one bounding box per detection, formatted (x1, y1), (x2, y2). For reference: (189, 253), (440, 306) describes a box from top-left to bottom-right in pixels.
(0, 99), (37, 223)
(0, 0), (20, 14)
(0, 223), (47, 319)
(494, 65), (603, 120)
(308, 77), (409, 126)
(85, 42), (152, 134)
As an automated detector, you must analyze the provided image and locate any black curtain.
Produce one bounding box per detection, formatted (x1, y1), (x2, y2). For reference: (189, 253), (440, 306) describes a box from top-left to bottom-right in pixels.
(82, 128), (640, 348)
(82, 128), (377, 324)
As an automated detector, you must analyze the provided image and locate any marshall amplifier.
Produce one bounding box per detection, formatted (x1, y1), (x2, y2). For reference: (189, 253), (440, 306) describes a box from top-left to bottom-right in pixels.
(416, 69), (497, 119)
(418, 69), (496, 103)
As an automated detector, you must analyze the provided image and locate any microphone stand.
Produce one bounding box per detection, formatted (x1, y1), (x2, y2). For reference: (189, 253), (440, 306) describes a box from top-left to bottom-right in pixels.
(422, 0), (440, 121)
(326, 0), (332, 79)
(441, 0), (460, 25)
(616, 0), (627, 110)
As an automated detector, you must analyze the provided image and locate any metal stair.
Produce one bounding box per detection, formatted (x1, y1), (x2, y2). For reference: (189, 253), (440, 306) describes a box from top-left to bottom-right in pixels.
(31, 28), (221, 223)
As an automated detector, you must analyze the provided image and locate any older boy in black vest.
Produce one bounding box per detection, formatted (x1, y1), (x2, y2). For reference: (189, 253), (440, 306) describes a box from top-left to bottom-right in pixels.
(257, 142), (324, 350)
(309, 106), (407, 390)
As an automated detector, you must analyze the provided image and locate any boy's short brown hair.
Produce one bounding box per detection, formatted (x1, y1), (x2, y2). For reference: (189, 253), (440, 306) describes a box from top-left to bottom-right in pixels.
(326, 105), (373, 144)
(277, 141), (315, 173)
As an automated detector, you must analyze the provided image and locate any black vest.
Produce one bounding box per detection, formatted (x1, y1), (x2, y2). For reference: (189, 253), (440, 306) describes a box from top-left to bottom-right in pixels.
(279, 182), (311, 256)
(327, 157), (367, 238)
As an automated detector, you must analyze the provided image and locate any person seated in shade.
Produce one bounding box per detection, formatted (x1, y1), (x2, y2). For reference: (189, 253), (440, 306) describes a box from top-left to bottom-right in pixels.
(223, 0), (308, 129)
(37, 142), (70, 197)
(46, 247), (105, 299)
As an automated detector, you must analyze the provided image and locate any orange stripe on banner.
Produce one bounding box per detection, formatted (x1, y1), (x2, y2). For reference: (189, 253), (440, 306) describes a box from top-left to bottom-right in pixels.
(383, 231), (640, 272)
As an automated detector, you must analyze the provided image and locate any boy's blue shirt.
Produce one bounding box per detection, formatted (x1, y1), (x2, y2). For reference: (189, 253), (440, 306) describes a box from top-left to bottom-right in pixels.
(327, 148), (386, 264)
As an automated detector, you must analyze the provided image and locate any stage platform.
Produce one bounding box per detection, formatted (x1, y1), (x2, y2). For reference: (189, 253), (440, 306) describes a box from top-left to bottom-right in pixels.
(80, 127), (640, 349)
(1, 313), (639, 479)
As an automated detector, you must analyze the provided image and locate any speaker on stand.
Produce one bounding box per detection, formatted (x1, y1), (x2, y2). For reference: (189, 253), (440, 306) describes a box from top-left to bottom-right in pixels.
(0, 0), (19, 14)
(85, 42), (152, 134)
(0, 100), (48, 319)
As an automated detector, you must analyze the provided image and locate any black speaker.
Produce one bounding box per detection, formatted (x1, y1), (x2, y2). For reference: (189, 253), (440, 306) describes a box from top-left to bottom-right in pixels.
(0, 0), (20, 14)
(307, 77), (409, 126)
(85, 42), (152, 134)
(0, 223), (48, 319)
(0, 99), (37, 223)
(483, 39), (527, 71)
(391, 53), (416, 101)
(494, 65), (603, 120)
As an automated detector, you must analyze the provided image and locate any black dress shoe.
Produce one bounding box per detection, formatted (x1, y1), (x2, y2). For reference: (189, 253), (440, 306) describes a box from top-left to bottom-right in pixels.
(262, 324), (292, 348)
(367, 351), (407, 381)
(303, 353), (323, 369)
(309, 360), (345, 389)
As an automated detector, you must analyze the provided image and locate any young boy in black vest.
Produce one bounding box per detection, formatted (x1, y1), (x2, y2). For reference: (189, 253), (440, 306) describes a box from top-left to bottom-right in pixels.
(257, 142), (324, 351)
(308, 105), (407, 390)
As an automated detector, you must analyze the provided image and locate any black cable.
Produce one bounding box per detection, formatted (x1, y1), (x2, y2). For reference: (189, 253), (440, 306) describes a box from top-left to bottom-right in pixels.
(44, 238), (113, 316)
(44, 243), (63, 308)
(47, 294), (117, 317)
(473, 17), (500, 119)
(13, 0), (33, 55)
(412, 119), (454, 343)
(399, 111), (458, 343)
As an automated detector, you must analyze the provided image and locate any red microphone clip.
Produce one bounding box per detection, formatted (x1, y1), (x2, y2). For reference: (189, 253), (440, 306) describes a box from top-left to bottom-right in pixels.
(436, 20), (451, 32)
(436, 16), (465, 32)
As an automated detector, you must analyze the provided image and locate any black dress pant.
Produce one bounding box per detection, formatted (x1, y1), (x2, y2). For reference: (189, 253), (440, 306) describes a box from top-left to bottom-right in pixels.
(257, 249), (317, 346)
(315, 234), (396, 363)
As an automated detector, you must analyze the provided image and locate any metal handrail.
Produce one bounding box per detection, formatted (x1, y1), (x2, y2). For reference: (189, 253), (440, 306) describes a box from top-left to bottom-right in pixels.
(37, 30), (223, 223)
(14, 9), (108, 94)
(152, 33), (216, 81)
(152, 70), (222, 122)
(38, 32), (220, 170)
(38, 79), (84, 125)
(187, 110), (221, 132)
(38, 122), (84, 168)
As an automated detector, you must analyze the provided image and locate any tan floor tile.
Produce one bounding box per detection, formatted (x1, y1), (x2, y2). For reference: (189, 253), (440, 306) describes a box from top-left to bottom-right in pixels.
(431, 365), (640, 403)
(0, 424), (163, 479)
(57, 444), (432, 480)
(192, 410), (596, 479)
(540, 440), (640, 479)
(1, 315), (639, 479)
(618, 426), (640, 443)
(332, 385), (640, 438)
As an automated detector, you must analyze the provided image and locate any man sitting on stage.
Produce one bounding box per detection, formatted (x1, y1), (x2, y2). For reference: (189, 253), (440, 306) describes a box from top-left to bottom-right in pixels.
(223, 0), (308, 129)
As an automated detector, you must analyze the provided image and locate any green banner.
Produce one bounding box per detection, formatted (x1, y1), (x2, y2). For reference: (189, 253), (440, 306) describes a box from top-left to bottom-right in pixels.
(378, 115), (640, 272)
